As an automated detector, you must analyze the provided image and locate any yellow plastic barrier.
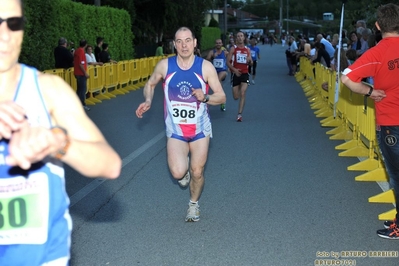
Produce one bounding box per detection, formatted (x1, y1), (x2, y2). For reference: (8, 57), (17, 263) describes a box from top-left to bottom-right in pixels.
(117, 60), (133, 92)
(313, 65), (331, 118)
(103, 63), (125, 96)
(87, 65), (113, 104)
(43, 68), (65, 80)
(139, 58), (149, 85)
(147, 56), (156, 74)
(338, 91), (369, 158)
(297, 57), (395, 221)
(64, 67), (94, 105)
(129, 59), (143, 89)
(65, 67), (77, 92)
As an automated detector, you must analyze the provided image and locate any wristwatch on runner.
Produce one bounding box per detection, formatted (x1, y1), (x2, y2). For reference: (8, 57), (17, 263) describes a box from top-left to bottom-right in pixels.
(51, 126), (70, 159)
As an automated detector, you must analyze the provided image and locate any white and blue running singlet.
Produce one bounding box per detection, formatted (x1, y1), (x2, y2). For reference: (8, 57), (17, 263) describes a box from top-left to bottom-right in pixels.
(163, 56), (212, 138)
(0, 65), (72, 266)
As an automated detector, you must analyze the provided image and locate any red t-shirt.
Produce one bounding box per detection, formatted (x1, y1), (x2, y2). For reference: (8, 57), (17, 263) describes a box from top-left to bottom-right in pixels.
(232, 45), (250, 74)
(73, 47), (87, 76)
(343, 37), (399, 125)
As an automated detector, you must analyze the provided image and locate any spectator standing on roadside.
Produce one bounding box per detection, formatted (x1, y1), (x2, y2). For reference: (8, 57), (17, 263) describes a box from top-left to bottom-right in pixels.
(155, 41), (165, 56)
(99, 43), (117, 64)
(94, 36), (104, 62)
(74, 39), (90, 111)
(316, 33), (335, 59)
(54, 37), (73, 69)
(85, 45), (103, 66)
(341, 3), (399, 240)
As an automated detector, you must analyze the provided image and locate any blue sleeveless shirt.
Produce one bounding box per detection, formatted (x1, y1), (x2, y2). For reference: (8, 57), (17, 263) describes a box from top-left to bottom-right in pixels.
(0, 65), (71, 266)
(163, 56), (212, 138)
(212, 49), (227, 73)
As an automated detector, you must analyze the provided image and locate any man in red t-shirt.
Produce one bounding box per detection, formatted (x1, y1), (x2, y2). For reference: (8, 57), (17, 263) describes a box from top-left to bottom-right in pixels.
(341, 3), (399, 240)
(227, 31), (253, 122)
(73, 39), (90, 111)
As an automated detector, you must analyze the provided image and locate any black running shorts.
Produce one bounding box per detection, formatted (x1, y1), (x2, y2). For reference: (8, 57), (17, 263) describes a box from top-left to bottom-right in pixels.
(231, 73), (249, 87)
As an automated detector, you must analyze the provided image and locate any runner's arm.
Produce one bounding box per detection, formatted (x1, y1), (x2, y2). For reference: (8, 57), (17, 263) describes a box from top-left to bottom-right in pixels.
(9, 74), (122, 178)
(202, 60), (226, 105)
(136, 59), (167, 118)
(205, 50), (213, 62)
(247, 48), (253, 65)
(226, 47), (236, 72)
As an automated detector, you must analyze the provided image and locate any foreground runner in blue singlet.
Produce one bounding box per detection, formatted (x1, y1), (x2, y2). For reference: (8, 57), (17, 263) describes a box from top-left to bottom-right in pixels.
(0, 1), (122, 265)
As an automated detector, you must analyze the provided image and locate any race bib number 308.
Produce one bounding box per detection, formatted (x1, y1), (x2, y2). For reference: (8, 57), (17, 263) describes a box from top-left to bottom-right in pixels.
(0, 173), (49, 245)
(171, 101), (197, 125)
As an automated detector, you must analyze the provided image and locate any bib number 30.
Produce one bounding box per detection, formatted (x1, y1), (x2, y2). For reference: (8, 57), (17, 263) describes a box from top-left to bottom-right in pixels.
(0, 198), (27, 228)
(0, 174), (49, 245)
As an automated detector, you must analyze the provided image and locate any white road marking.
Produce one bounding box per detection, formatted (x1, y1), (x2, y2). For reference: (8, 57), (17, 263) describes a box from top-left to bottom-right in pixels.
(69, 131), (165, 207)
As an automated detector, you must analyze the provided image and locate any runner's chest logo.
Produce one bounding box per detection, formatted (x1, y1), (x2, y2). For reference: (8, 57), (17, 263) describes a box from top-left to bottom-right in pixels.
(177, 81), (193, 100)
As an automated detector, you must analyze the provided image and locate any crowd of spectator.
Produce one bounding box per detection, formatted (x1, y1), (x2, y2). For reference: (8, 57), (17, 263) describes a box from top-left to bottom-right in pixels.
(54, 36), (117, 70)
(53, 36), (118, 111)
(284, 19), (382, 82)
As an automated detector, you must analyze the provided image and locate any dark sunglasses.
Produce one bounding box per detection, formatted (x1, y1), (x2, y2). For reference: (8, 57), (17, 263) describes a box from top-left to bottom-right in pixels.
(0, 16), (25, 31)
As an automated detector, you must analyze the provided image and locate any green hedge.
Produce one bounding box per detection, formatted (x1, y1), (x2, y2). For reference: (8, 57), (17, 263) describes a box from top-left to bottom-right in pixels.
(200, 27), (221, 51)
(20, 0), (134, 71)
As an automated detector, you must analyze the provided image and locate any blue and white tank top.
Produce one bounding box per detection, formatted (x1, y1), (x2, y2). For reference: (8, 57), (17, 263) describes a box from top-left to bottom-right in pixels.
(212, 49), (227, 73)
(163, 56), (212, 138)
(0, 65), (71, 266)
(248, 45), (260, 61)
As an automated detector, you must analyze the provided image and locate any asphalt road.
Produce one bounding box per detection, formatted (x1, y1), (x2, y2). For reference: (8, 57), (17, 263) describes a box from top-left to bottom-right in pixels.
(66, 43), (399, 266)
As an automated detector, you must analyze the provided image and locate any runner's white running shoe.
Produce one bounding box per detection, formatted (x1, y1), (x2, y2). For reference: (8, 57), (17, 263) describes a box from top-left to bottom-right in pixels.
(178, 170), (190, 187)
(185, 202), (200, 222)
(178, 157), (190, 187)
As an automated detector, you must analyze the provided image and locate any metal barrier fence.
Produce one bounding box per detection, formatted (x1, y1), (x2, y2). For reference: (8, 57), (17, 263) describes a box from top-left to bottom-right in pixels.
(296, 57), (394, 221)
(43, 55), (169, 106)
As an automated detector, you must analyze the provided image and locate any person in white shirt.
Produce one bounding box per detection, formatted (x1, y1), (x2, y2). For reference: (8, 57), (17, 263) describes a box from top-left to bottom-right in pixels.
(85, 45), (103, 66)
(316, 34), (335, 58)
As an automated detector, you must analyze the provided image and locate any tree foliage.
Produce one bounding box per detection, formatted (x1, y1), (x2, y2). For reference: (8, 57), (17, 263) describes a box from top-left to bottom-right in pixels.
(72, 0), (391, 47)
(21, 0), (133, 70)
(74, 0), (213, 45)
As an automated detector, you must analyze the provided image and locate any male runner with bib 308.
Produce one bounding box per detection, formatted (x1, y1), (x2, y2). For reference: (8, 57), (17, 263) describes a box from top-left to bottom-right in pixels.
(136, 27), (226, 222)
(0, 0), (122, 265)
(227, 31), (253, 122)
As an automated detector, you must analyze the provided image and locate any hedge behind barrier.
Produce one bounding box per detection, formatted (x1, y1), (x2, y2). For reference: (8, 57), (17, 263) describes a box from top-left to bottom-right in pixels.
(201, 27), (221, 51)
(20, 0), (134, 71)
